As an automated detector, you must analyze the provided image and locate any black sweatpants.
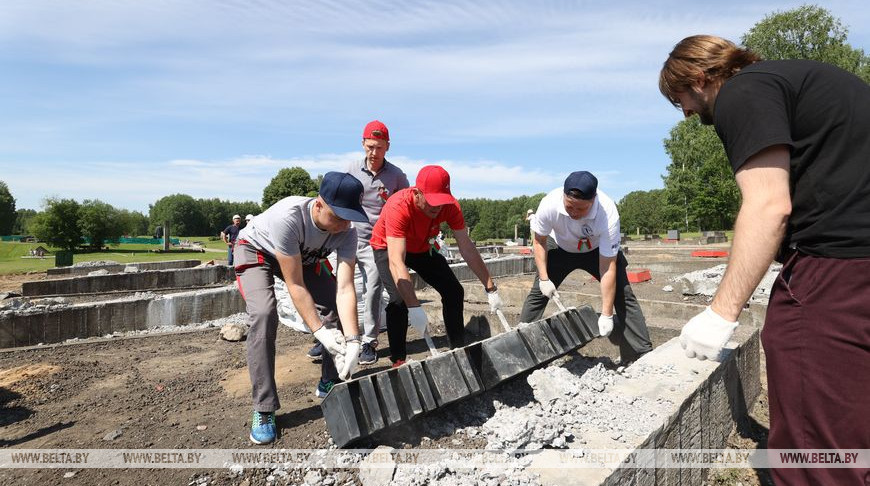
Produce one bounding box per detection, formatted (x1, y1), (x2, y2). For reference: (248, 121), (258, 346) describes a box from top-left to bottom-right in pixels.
(519, 240), (652, 362)
(374, 248), (465, 363)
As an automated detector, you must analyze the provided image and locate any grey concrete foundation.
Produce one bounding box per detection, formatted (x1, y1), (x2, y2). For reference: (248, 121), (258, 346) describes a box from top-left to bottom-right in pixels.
(0, 285), (245, 348)
(23, 266), (235, 297)
(47, 259), (202, 277)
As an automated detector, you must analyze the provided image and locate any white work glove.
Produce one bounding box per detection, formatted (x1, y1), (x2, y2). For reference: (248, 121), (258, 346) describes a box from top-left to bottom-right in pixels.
(539, 279), (558, 299)
(338, 340), (360, 381)
(313, 326), (346, 359)
(408, 306), (429, 336)
(487, 289), (503, 312)
(597, 314), (614, 337)
(680, 306), (738, 361)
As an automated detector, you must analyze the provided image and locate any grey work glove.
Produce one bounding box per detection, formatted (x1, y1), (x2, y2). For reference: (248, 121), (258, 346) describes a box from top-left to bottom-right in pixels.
(680, 306), (738, 361)
(597, 314), (614, 337)
(487, 289), (503, 312)
(408, 306), (429, 336)
(313, 326), (346, 359)
(539, 279), (558, 299)
(338, 340), (360, 381)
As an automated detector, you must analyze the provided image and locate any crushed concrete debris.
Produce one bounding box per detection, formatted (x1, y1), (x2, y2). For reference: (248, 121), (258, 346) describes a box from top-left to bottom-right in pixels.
(124, 265), (140, 273)
(219, 322), (248, 341)
(1, 296), (70, 315)
(467, 357), (674, 453)
(87, 269), (110, 276)
(73, 260), (119, 268)
(674, 262), (781, 304)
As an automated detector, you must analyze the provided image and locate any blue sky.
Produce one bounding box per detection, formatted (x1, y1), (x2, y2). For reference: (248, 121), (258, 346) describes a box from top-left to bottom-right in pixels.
(1, 1), (868, 213)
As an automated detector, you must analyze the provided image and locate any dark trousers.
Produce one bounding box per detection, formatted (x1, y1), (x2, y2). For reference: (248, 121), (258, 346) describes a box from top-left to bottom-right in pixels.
(234, 243), (340, 412)
(764, 251), (870, 486)
(374, 248), (465, 362)
(519, 241), (652, 362)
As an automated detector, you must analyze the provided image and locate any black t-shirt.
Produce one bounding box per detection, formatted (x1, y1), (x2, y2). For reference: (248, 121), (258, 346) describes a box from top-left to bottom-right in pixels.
(714, 60), (870, 258)
(223, 224), (241, 244)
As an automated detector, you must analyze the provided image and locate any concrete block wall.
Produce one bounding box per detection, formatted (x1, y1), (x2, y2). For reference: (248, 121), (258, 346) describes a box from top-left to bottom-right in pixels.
(47, 259), (202, 276)
(409, 256), (535, 290)
(0, 285), (245, 348)
(23, 266), (235, 296)
(528, 327), (761, 486)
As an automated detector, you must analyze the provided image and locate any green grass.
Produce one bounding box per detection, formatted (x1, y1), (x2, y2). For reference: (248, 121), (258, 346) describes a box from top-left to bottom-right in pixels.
(0, 239), (225, 276)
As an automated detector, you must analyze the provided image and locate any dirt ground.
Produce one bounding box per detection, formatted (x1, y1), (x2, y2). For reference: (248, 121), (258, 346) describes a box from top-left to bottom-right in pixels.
(1, 246), (775, 486)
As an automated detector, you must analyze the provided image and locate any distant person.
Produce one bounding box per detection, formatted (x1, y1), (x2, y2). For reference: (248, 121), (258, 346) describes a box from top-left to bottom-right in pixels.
(519, 171), (652, 365)
(221, 215), (242, 265)
(660, 35), (870, 485)
(370, 165), (503, 367)
(233, 172), (367, 445)
(245, 214), (254, 226)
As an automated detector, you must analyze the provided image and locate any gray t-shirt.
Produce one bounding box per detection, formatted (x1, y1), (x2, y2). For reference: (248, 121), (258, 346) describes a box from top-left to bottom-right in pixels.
(239, 196), (357, 265)
(345, 158), (410, 241)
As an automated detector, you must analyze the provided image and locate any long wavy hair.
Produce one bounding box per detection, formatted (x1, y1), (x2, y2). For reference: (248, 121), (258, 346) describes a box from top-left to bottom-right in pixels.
(659, 35), (761, 107)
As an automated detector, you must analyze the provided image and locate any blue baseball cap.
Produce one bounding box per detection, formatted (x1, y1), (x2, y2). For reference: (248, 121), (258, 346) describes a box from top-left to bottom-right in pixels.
(563, 171), (598, 200)
(319, 172), (368, 222)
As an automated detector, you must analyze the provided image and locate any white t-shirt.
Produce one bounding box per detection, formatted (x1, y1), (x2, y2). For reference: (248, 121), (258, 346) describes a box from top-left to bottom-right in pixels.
(530, 188), (621, 257)
(239, 196), (357, 264)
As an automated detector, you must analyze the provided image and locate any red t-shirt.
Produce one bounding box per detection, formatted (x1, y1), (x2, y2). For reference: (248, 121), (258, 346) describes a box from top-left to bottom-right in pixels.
(370, 188), (465, 253)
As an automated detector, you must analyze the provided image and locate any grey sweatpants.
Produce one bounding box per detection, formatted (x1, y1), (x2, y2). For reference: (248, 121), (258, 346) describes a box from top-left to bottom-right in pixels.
(354, 241), (383, 344)
(519, 241), (652, 362)
(234, 242), (340, 412)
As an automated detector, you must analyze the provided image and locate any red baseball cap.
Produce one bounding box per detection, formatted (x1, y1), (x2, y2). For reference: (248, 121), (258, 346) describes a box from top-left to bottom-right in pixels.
(416, 165), (456, 206)
(362, 120), (389, 141)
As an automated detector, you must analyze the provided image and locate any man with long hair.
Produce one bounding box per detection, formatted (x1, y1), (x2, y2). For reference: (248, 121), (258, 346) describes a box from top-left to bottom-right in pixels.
(660, 35), (870, 485)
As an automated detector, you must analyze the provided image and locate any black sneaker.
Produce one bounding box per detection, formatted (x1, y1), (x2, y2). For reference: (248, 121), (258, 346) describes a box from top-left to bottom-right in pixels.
(358, 342), (378, 365)
(307, 342), (323, 362)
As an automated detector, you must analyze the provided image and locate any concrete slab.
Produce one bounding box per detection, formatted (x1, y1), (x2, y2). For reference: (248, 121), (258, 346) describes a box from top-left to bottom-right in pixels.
(453, 348), (483, 395)
(476, 331), (537, 389)
(395, 365), (424, 418)
(551, 313), (581, 347)
(539, 318), (570, 354)
(357, 375), (385, 433)
(423, 352), (471, 406)
(374, 372), (402, 426)
(320, 384), (361, 448)
(408, 361), (437, 412)
(572, 306), (601, 340)
(517, 321), (559, 364)
(544, 316), (572, 353)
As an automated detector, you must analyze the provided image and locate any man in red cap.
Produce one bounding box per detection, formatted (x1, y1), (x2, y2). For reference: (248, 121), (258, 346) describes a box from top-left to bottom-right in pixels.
(370, 165), (503, 366)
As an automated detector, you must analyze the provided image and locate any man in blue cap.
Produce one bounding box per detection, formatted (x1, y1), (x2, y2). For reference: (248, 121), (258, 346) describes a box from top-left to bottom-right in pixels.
(233, 172), (368, 444)
(519, 171), (652, 365)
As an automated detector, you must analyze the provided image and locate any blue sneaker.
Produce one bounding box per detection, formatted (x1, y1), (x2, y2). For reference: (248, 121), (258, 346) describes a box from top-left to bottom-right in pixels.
(358, 342), (378, 365)
(249, 411), (276, 445)
(315, 378), (342, 398)
(307, 342), (323, 362)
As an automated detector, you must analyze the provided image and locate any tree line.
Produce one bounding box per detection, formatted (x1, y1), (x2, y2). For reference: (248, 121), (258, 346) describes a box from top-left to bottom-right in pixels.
(2, 6), (866, 248)
(619, 5), (870, 235)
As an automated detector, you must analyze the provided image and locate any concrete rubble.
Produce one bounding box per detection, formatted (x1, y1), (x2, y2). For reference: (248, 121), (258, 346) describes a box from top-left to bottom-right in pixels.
(675, 262), (781, 304)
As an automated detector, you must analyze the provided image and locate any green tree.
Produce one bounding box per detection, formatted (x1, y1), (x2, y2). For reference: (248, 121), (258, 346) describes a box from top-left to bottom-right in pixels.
(618, 189), (672, 235)
(662, 117), (739, 231)
(262, 167), (318, 208)
(742, 5), (870, 82)
(117, 209), (150, 237)
(149, 194), (207, 237)
(79, 200), (125, 249)
(31, 198), (82, 250)
(0, 181), (15, 235)
(13, 208), (38, 235)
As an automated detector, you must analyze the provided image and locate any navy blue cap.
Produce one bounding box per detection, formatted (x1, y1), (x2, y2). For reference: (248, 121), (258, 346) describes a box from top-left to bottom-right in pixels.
(563, 171), (598, 200)
(319, 172), (368, 222)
